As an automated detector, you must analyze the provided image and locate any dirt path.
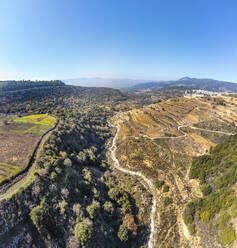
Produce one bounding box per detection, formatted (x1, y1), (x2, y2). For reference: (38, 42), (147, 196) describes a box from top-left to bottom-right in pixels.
(0, 125), (57, 200)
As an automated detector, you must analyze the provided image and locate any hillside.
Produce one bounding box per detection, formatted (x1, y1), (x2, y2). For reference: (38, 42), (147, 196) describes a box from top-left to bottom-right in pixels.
(111, 95), (237, 247)
(0, 80), (237, 248)
(129, 77), (237, 93)
(0, 81), (150, 248)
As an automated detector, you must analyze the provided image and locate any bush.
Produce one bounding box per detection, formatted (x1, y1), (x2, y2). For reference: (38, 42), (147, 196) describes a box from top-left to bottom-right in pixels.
(154, 179), (165, 189)
(231, 200), (237, 218)
(220, 226), (236, 246)
(58, 200), (68, 215)
(200, 211), (210, 222)
(103, 201), (114, 215)
(86, 201), (100, 219)
(201, 184), (212, 196)
(30, 199), (47, 233)
(163, 197), (173, 206)
(74, 222), (92, 246)
(216, 210), (230, 230)
(187, 223), (196, 235)
(183, 201), (196, 225)
(163, 185), (169, 193)
(118, 224), (128, 242)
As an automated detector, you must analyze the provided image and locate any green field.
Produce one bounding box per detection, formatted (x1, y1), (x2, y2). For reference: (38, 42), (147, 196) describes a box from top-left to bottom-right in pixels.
(0, 114), (56, 137)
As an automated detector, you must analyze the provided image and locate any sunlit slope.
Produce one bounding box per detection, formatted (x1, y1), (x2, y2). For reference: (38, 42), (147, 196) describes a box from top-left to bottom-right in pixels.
(111, 95), (237, 247)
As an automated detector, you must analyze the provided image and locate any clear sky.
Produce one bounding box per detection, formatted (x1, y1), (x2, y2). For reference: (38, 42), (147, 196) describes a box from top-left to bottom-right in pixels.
(0, 0), (237, 82)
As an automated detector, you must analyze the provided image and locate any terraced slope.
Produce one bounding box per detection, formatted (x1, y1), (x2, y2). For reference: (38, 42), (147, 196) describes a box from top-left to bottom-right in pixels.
(111, 96), (237, 247)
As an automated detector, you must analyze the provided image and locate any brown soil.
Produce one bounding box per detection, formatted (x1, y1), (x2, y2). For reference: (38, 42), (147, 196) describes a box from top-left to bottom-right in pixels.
(0, 133), (38, 168)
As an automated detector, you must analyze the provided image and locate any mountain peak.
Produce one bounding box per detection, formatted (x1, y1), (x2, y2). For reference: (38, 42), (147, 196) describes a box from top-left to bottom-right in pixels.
(178, 77), (192, 81)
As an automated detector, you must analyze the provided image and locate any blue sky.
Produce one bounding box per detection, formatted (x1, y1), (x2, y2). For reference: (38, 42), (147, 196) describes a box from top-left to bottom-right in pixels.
(0, 0), (237, 81)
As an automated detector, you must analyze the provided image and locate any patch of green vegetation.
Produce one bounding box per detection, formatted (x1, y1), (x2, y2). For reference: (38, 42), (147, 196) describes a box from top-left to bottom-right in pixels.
(201, 184), (212, 196)
(118, 224), (129, 242)
(220, 226), (236, 246)
(163, 184), (170, 193)
(163, 196), (173, 206)
(74, 222), (92, 246)
(216, 210), (230, 230)
(187, 223), (196, 235)
(14, 114), (56, 136)
(190, 134), (237, 186)
(0, 114), (56, 137)
(154, 179), (165, 189)
(184, 134), (237, 237)
(14, 114), (56, 126)
(231, 199), (237, 218)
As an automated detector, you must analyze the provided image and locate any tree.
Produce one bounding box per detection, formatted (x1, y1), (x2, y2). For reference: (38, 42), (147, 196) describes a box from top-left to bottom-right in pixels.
(30, 199), (48, 233)
(103, 201), (114, 215)
(58, 200), (68, 215)
(74, 222), (92, 246)
(86, 201), (100, 219)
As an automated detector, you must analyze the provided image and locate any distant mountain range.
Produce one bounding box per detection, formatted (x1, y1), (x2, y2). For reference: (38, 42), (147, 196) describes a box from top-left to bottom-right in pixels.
(63, 77), (147, 89)
(63, 77), (237, 93)
(128, 77), (237, 93)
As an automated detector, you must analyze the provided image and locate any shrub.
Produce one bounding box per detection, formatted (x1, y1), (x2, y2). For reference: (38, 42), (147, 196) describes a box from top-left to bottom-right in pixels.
(231, 200), (237, 218)
(82, 168), (93, 184)
(163, 185), (169, 193)
(187, 223), (196, 235)
(74, 222), (92, 246)
(86, 201), (100, 219)
(58, 200), (68, 215)
(122, 214), (137, 238)
(73, 203), (83, 218)
(216, 210), (230, 230)
(103, 201), (114, 215)
(183, 201), (196, 225)
(30, 199), (47, 233)
(201, 184), (212, 196)
(154, 179), (165, 189)
(200, 210), (210, 222)
(220, 226), (236, 246)
(118, 224), (129, 242)
(163, 197), (173, 206)
(50, 171), (57, 181)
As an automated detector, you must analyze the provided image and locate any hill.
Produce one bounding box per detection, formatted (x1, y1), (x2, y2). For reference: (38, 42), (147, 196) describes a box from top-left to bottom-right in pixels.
(129, 77), (237, 93)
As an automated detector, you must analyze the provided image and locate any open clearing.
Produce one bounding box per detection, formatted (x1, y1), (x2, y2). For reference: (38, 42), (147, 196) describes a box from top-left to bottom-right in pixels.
(0, 114), (56, 183)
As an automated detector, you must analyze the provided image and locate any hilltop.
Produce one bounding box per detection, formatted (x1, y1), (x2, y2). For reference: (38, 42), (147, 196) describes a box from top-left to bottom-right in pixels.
(129, 77), (237, 93)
